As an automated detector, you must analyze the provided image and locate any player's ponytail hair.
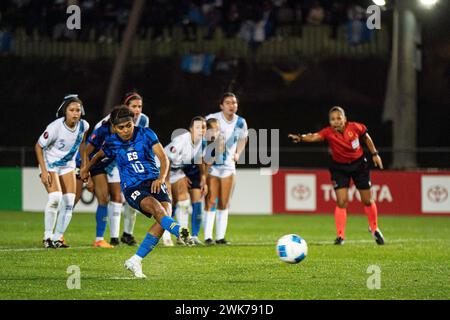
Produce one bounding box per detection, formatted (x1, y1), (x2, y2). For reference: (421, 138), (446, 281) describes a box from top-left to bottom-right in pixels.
(123, 91), (143, 106)
(109, 105), (135, 125)
(329, 106), (346, 118)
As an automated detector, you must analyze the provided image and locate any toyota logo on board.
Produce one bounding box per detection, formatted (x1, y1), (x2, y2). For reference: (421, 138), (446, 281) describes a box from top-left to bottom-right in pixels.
(291, 184), (311, 201)
(427, 185), (448, 203)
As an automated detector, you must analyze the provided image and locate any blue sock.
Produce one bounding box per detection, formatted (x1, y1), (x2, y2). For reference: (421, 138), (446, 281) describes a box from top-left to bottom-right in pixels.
(191, 202), (202, 237)
(160, 216), (180, 237)
(136, 233), (160, 258)
(95, 205), (108, 238)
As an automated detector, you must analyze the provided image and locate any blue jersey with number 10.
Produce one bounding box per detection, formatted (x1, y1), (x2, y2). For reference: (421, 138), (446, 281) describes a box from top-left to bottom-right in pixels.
(102, 126), (160, 191)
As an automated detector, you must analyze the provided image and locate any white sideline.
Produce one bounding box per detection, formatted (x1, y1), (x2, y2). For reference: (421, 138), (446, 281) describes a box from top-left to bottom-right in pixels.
(0, 238), (445, 252)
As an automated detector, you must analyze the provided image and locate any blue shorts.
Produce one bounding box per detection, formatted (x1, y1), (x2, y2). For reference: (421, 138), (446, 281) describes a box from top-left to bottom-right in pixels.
(182, 165), (201, 189)
(124, 179), (172, 217)
(75, 158), (113, 179)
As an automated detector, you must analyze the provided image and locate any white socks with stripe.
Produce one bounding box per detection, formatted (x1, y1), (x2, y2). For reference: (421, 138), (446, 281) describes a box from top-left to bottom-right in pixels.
(44, 191), (62, 240)
(52, 193), (75, 241)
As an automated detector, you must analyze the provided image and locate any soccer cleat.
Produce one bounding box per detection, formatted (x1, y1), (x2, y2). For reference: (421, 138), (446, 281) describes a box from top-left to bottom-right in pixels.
(59, 236), (70, 248)
(179, 227), (195, 246)
(93, 240), (114, 248)
(215, 238), (230, 245)
(373, 229), (385, 245)
(51, 240), (65, 249)
(121, 232), (138, 246)
(176, 237), (186, 246)
(110, 237), (120, 246)
(334, 237), (345, 245)
(43, 238), (53, 248)
(191, 236), (203, 246)
(162, 237), (174, 247)
(124, 258), (147, 279)
(204, 238), (214, 246)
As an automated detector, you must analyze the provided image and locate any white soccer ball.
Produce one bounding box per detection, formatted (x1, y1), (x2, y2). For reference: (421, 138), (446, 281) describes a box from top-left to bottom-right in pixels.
(276, 234), (308, 264)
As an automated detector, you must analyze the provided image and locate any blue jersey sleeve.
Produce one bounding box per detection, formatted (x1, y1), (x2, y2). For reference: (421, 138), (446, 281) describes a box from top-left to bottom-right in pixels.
(143, 128), (160, 147)
(87, 125), (108, 149)
(102, 136), (116, 160)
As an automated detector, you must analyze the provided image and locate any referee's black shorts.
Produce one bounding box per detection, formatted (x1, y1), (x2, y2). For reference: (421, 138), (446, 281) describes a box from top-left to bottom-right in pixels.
(329, 156), (371, 190)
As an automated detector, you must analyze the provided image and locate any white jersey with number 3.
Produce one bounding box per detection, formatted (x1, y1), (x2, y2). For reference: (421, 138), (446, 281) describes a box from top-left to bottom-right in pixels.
(38, 117), (90, 168)
(205, 112), (248, 170)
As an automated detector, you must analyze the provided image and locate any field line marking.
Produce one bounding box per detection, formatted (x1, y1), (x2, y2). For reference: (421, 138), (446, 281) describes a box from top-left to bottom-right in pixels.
(0, 238), (447, 252)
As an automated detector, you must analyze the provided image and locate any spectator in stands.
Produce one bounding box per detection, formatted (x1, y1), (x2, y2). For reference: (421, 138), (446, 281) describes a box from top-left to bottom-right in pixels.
(222, 2), (241, 39)
(202, 1), (222, 40)
(306, 1), (325, 26)
(275, 1), (295, 39)
(182, 1), (205, 41)
(329, 1), (346, 39)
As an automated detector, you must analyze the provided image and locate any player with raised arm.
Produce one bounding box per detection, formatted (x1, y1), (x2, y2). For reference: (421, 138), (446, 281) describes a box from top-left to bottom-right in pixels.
(288, 106), (385, 245)
(162, 116), (208, 246)
(35, 94), (90, 248)
(81, 106), (193, 278)
(203, 93), (248, 245)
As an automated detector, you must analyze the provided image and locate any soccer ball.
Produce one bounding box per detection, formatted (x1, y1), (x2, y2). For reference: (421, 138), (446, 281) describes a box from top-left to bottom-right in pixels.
(276, 234), (308, 264)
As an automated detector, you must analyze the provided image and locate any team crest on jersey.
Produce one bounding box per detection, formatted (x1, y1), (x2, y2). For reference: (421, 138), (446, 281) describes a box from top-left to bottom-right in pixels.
(90, 134), (96, 140)
(44, 131), (49, 139)
(170, 146), (176, 153)
(348, 131), (354, 138)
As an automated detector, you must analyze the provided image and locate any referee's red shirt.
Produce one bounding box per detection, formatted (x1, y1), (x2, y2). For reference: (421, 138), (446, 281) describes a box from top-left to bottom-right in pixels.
(318, 122), (367, 164)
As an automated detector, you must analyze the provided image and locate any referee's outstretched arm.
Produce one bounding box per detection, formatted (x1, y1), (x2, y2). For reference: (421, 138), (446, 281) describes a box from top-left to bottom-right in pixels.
(288, 133), (324, 143)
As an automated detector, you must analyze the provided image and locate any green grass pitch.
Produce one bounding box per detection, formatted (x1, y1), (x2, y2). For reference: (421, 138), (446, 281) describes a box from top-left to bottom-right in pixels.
(0, 211), (449, 300)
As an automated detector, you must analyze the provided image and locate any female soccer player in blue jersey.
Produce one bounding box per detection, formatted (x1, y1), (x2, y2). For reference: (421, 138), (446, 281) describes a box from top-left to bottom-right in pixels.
(121, 91), (150, 246)
(81, 106), (193, 278)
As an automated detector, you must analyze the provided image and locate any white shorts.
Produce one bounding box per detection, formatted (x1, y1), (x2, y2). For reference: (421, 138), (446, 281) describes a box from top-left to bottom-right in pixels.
(42, 161), (76, 176)
(105, 162), (120, 184)
(169, 168), (186, 185)
(208, 166), (235, 178)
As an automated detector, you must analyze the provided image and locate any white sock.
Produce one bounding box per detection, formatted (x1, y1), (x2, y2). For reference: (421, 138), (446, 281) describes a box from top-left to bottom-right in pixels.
(216, 209), (229, 240)
(95, 237), (104, 242)
(204, 210), (215, 240)
(52, 193), (75, 241)
(44, 191), (62, 240)
(123, 203), (137, 235)
(162, 230), (171, 241)
(108, 201), (122, 238)
(176, 199), (190, 229)
(131, 254), (142, 263)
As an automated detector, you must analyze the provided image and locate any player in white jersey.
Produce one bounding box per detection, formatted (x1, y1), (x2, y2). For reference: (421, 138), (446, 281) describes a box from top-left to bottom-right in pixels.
(161, 116), (208, 246)
(203, 92), (248, 245)
(35, 95), (90, 248)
